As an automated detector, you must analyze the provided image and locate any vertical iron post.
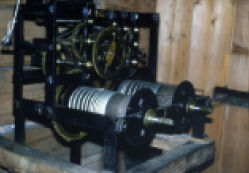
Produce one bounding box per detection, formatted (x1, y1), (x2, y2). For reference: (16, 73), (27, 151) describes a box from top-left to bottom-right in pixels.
(70, 141), (82, 165)
(45, 1), (57, 105)
(149, 14), (159, 82)
(14, 6), (25, 144)
(104, 120), (118, 173)
(192, 113), (206, 139)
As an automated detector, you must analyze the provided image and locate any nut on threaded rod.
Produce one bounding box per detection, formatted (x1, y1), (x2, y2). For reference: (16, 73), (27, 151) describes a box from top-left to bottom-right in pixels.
(143, 109), (174, 127)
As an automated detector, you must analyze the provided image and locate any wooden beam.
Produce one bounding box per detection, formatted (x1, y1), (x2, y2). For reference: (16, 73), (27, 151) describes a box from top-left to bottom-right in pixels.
(232, 42), (249, 56)
(0, 1), (25, 6)
(102, 0), (156, 12)
(214, 87), (249, 109)
(0, 136), (96, 173)
(125, 141), (214, 173)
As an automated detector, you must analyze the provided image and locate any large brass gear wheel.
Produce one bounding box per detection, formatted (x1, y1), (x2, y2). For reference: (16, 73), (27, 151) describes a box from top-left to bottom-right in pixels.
(92, 26), (128, 79)
(71, 23), (85, 60)
(52, 70), (87, 143)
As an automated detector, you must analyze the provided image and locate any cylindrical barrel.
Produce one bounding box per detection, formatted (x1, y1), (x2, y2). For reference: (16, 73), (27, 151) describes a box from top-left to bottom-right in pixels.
(117, 80), (180, 108)
(68, 86), (131, 118)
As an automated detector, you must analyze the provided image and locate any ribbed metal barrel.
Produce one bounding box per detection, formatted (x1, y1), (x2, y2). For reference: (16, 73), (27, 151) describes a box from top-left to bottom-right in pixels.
(68, 86), (131, 118)
(117, 80), (178, 108)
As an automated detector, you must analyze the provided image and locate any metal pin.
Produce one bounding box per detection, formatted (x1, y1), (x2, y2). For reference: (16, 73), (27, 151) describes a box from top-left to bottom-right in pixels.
(134, 42), (139, 47)
(140, 129), (146, 136)
(144, 109), (174, 126)
(123, 26), (129, 31)
(88, 19), (94, 24)
(134, 27), (139, 32)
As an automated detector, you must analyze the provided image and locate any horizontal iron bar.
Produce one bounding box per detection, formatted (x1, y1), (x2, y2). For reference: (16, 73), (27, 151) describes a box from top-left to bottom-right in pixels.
(21, 4), (159, 27)
(23, 69), (45, 84)
(214, 87), (249, 109)
(22, 99), (116, 133)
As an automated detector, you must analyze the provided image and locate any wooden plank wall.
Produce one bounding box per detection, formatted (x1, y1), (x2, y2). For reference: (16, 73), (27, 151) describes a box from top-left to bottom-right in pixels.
(156, 0), (235, 93)
(102, 0), (156, 12)
(156, 0), (193, 84)
(156, 0), (249, 173)
(218, 0), (249, 173)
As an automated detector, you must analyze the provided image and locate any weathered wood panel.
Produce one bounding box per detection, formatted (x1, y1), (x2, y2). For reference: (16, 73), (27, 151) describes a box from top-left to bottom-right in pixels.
(4, 127), (55, 152)
(0, 133), (214, 173)
(0, 68), (44, 125)
(204, 105), (226, 173)
(219, 107), (249, 173)
(126, 140), (214, 173)
(218, 0), (249, 172)
(156, 0), (193, 84)
(0, 8), (45, 41)
(0, 135), (96, 173)
(187, 0), (213, 90)
(4, 126), (105, 165)
(0, 7), (15, 67)
(228, 0), (249, 92)
(188, 0), (235, 95)
(0, 0), (26, 6)
(0, 8), (45, 67)
(0, 7), (45, 124)
(156, 1), (241, 173)
(227, 55), (249, 91)
(0, 68), (15, 126)
(102, 0), (156, 12)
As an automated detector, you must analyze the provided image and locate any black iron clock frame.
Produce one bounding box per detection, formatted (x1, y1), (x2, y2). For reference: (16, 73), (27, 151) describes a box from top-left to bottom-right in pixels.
(13, 0), (159, 172)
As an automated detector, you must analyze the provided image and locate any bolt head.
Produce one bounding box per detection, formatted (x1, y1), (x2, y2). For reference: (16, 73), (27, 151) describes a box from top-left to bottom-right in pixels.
(140, 129), (146, 136)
